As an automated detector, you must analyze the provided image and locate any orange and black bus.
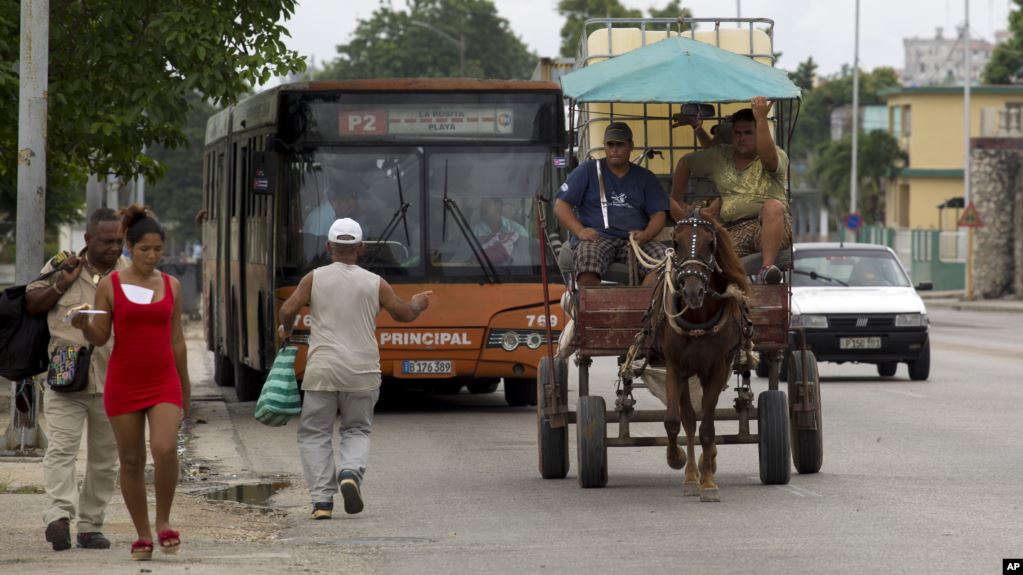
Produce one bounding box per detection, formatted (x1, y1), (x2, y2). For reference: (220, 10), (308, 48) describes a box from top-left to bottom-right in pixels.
(201, 80), (567, 404)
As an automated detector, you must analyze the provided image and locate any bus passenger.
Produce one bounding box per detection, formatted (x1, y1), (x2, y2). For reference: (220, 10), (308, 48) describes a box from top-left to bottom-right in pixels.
(473, 198), (528, 265)
(277, 218), (432, 520)
(25, 208), (128, 552)
(554, 122), (669, 287)
(72, 205), (190, 560)
(304, 188), (358, 237)
(670, 97), (791, 284)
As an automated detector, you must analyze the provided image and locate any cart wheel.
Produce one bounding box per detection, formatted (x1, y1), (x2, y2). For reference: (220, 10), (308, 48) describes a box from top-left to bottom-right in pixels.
(907, 339), (930, 381)
(758, 390), (791, 485)
(576, 395), (607, 488)
(787, 350), (823, 474)
(537, 357), (569, 479)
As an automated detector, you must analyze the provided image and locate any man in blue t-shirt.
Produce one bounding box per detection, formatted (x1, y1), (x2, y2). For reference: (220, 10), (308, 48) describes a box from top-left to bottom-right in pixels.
(554, 122), (669, 286)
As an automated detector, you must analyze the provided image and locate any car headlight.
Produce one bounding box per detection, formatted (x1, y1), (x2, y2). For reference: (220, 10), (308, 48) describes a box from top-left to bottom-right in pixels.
(501, 331), (520, 352)
(791, 314), (828, 328)
(525, 332), (543, 350)
(895, 313), (926, 327)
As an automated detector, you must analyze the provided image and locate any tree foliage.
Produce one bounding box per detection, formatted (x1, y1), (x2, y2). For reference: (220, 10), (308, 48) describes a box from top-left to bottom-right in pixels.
(789, 56), (818, 92)
(0, 0), (306, 230)
(790, 67), (900, 163)
(318, 0), (535, 80)
(811, 130), (906, 225)
(557, 0), (692, 58)
(147, 95), (217, 253)
(983, 0), (1023, 84)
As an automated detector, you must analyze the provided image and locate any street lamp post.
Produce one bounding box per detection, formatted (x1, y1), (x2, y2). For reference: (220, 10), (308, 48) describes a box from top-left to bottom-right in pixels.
(409, 20), (465, 77)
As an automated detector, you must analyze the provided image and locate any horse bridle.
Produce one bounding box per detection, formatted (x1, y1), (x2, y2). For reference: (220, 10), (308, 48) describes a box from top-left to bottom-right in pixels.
(672, 207), (722, 292)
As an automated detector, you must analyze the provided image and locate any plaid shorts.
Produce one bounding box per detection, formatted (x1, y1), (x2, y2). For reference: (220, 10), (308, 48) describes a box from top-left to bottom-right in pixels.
(725, 213), (793, 259)
(573, 236), (667, 279)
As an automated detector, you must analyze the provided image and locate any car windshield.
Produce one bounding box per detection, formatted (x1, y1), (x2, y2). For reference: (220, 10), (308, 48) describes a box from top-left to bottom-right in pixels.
(792, 249), (912, 288)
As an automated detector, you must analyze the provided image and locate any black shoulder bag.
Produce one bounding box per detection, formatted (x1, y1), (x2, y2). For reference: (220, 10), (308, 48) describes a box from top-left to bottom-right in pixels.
(0, 269), (60, 380)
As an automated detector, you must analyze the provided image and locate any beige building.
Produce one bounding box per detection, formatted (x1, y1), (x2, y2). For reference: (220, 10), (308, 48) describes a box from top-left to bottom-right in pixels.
(883, 86), (1023, 229)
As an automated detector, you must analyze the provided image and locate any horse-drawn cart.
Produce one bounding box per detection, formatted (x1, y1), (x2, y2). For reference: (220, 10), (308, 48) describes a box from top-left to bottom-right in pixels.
(535, 16), (823, 497)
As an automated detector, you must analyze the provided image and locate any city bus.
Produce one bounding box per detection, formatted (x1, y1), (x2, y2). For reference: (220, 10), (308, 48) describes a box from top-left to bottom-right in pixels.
(201, 80), (568, 404)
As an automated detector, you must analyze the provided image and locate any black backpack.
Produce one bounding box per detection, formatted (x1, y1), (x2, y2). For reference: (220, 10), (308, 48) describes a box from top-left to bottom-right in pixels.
(0, 269), (58, 380)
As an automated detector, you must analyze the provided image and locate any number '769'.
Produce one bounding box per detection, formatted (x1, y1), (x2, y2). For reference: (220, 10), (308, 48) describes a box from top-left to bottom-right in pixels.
(526, 314), (558, 327)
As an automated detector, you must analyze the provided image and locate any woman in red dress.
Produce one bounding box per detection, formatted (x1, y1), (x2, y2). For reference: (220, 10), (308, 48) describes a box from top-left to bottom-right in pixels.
(74, 205), (190, 560)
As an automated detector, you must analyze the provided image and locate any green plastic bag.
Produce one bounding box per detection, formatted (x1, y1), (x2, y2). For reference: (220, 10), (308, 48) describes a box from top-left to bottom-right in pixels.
(254, 346), (302, 427)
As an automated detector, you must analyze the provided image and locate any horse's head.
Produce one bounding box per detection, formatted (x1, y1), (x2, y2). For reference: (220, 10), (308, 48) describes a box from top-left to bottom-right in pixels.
(671, 202), (722, 310)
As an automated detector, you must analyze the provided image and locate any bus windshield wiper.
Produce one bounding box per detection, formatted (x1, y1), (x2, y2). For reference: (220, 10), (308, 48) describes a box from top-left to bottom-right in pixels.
(441, 160), (500, 284)
(369, 160), (413, 262)
(793, 268), (849, 286)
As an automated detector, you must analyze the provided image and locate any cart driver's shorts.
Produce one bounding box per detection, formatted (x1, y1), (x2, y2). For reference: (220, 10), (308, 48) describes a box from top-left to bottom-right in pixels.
(573, 236), (667, 279)
(724, 212), (793, 259)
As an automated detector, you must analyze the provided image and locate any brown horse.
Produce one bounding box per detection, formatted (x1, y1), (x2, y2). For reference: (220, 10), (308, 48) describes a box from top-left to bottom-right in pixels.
(660, 199), (750, 502)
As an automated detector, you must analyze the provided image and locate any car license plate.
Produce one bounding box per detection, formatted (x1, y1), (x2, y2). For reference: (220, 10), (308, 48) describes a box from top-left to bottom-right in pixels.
(839, 337), (882, 350)
(402, 360), (453, 375)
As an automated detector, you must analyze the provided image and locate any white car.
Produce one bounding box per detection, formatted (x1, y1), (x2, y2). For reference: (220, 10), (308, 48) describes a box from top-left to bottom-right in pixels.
(787, 242), (931, 380)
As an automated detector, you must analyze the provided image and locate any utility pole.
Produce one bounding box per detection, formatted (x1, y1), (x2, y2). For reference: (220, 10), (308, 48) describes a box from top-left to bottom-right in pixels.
(849, 0), (861, 242)
(9, 0), (49, 452)
(15, 0), (48, 286)
(86, 174), (103, 217)
(963, 0), (974, 300)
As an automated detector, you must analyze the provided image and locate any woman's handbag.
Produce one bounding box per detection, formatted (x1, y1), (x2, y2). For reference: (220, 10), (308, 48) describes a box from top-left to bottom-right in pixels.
(254, 346), (302, 427)
(46, 344), (93, 393)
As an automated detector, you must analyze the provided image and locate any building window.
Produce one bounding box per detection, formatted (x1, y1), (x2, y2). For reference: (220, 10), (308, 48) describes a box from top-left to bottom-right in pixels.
(898, 184), (910, 228)
(902, 105), (912, 137)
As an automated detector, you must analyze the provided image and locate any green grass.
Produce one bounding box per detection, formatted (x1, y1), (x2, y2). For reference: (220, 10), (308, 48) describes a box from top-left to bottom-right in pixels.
(0, 479), (46, 494)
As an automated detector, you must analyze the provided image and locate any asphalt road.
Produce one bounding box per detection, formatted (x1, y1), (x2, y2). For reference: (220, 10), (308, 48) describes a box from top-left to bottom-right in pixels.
(190, 306), (1022, 575)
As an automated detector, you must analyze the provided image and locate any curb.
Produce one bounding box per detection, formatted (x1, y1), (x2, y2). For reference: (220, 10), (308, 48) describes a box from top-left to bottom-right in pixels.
(924, 299), (1023, 313)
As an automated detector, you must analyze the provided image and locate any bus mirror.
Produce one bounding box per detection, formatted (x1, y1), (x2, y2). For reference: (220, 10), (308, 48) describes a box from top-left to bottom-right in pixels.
(250, 151), (276, 195)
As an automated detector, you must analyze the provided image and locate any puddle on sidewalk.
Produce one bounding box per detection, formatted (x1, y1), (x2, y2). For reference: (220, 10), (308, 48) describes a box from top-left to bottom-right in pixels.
(200, 481), (291, 507)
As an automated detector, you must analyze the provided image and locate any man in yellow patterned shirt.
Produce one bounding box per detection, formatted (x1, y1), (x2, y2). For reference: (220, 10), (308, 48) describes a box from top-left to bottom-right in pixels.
(670, 97), (791, 284)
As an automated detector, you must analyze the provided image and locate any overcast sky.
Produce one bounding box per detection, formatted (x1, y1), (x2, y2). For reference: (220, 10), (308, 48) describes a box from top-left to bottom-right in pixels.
(282, 0), (1012, 77)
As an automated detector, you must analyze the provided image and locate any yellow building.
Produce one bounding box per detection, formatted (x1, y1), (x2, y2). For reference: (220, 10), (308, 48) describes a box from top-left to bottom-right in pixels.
(883, 86), (1023, 229)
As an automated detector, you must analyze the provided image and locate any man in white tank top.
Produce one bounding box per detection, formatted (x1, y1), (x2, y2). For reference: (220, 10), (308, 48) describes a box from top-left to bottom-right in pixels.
(279, 218), (432, 519)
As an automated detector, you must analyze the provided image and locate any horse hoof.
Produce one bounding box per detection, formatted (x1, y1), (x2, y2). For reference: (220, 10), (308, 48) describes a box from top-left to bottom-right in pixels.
(683, 482), (700, 497)
(667, 457), (685, 470)
(699, 488), (721, 503)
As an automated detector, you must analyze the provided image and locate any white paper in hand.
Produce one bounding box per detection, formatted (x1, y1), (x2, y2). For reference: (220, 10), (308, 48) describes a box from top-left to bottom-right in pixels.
(63, 309), (108, 323)
(121, 284), (155, 304)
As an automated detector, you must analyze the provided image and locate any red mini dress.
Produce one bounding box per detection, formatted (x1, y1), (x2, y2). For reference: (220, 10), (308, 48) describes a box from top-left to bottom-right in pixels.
(104, 271), (182, 418)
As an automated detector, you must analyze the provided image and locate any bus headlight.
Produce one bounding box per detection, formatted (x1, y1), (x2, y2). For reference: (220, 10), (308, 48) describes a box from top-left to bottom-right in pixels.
(526, 332), (543, 350)
(501, 331), (520, 352)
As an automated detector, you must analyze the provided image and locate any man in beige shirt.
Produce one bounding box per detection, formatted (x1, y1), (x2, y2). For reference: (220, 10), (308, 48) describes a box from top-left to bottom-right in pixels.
(26, 208), (128, 551)
(670, 97), (791, 284)
(279, 218), (431, 520)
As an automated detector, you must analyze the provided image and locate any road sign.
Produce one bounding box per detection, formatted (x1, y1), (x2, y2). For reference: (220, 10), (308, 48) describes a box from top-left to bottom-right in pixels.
(957, 201), (984, 228)
(844, 212), (863, 231)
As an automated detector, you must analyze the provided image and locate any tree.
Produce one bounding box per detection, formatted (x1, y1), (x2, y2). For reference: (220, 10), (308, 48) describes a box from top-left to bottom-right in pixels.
(318, 0), (535, 81)
(811, 130), (906, 226)
(789, 56), (818, 92)
(146, 95), (217, 253)
(983, 0), (1023, 84)
(0, 0), (306, 231)
(557, 0), (691, 58)
(790, 66), (900, 163)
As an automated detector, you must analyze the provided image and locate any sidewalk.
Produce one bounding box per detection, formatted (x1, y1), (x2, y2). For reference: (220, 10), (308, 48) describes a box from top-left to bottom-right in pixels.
(920, 290), (1023, 313)
(0, 322), (299, 574)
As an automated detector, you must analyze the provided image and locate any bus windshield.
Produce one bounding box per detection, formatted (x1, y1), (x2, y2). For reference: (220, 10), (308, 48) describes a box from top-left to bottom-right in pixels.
(280, 147), (551, 282)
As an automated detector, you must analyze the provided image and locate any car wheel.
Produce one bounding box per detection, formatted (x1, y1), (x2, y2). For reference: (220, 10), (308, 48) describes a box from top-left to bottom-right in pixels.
(877, 362), (898, 377)
(907, 339), (930, 381)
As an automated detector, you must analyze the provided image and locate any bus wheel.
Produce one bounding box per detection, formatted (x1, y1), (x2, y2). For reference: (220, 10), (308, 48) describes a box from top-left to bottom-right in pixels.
(214, 353), (234, 387)
(234, 363), (264, 402)
(504, 378), (537, 407)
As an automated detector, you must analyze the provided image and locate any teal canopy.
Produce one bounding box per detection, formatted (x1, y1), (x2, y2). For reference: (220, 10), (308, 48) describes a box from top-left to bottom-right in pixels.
(560, 36), (801, 104)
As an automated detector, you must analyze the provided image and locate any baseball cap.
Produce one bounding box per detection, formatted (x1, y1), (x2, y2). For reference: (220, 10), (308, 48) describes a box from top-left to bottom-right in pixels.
(604, 122), (633, 143)
(327, 218), (363, 244)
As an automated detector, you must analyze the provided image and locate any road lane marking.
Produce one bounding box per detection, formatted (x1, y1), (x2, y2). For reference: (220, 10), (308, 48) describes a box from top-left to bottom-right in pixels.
(881, 388), (927, 399)
(746, 477), (822, 497)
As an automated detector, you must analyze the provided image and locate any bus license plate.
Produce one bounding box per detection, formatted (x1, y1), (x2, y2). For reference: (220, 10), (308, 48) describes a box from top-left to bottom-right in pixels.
(840, 337), (882, 350)
(402, 360), (453, 375)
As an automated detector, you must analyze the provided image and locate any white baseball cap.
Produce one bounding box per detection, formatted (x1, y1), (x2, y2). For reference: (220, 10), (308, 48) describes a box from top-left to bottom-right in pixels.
(327, 218), (363, 244)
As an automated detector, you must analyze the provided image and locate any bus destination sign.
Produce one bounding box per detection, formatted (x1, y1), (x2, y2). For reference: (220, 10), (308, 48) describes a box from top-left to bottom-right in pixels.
(340, 107), (515, 137)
